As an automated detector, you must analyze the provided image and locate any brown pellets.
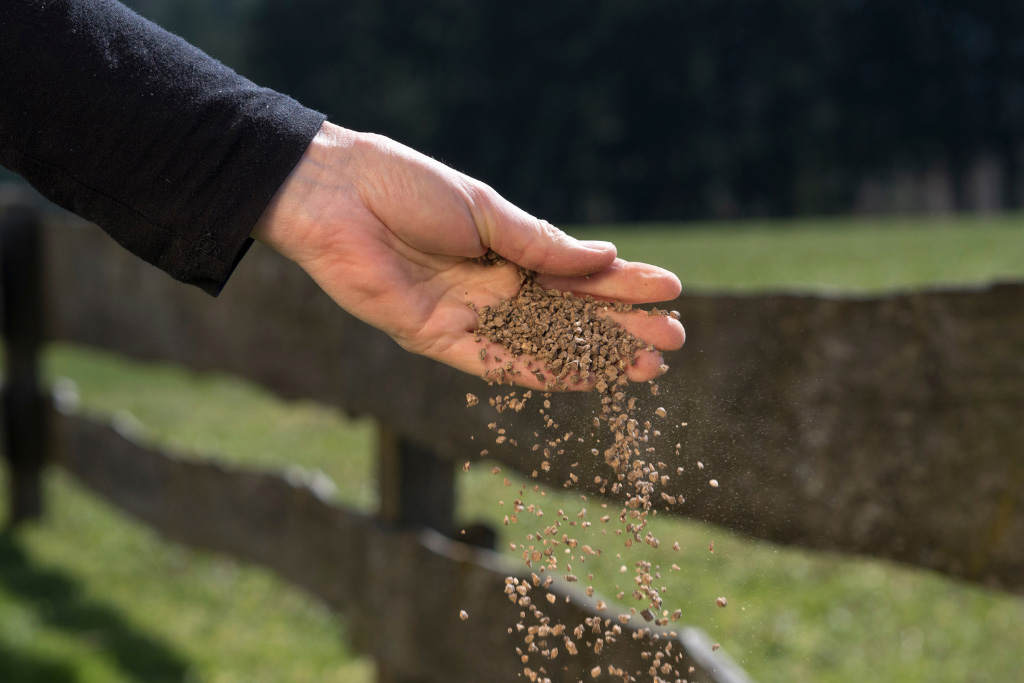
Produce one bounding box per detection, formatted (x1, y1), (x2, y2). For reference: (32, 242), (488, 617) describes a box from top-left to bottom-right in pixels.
(465, 254), (717, 682)
(474, 266), (647, 396)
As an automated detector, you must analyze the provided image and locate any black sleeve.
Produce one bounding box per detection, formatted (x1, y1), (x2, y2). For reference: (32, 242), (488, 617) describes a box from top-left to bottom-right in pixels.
(0, 0), (327, 295)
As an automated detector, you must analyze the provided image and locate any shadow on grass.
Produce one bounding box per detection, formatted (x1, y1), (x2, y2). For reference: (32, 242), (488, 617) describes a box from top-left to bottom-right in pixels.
(0, 531), (190, 682)
(0, 642), (78, 683)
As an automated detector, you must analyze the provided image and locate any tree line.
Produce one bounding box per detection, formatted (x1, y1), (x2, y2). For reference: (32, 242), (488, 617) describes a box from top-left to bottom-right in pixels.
(127, 0), (1024, 223)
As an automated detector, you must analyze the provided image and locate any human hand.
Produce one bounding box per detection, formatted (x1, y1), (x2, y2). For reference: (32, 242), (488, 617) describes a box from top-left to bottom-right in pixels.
(252, 122), (684, 389)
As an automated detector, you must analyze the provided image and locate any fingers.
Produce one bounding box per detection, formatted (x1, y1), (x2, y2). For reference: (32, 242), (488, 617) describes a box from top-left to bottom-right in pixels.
(437, 336), (553, 391)
(535, 259), (682, 304)
(624, 348), (672, 383)
(444, 342), (671, 392)
(470, 185), (618, 276)
(601, 309), (686, 352)
(438, 317), (679, 393)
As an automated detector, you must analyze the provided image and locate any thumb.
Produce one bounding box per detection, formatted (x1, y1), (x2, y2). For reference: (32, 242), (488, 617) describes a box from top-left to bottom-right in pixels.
(475, 188), (617, 276)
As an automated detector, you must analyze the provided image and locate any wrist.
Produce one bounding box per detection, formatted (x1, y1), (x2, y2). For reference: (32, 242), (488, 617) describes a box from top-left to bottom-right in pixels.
(251, 121), (361, 263)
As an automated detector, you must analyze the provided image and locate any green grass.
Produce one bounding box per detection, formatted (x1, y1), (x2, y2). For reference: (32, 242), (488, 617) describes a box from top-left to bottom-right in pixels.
(576, 212), (1024, 293)
(2, 348), (378, 683)
(0, 471), (374, 683)
(2, 214), (1023, 682)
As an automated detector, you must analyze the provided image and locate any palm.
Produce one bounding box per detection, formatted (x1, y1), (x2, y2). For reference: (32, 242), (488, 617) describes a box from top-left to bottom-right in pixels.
(308, 214), (521, 357)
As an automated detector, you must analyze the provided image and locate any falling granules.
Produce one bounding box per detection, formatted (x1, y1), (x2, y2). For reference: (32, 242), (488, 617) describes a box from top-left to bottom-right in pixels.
(474, 265), (677, 480)
(467, 256), (706, 683)
(473, 263), (682, 535)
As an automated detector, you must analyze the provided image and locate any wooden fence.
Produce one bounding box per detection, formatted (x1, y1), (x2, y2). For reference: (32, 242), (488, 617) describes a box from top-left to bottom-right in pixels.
(2, 184), (1023, 680)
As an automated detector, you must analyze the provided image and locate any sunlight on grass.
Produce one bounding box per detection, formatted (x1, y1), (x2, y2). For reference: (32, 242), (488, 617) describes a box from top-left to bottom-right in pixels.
(574, 213), (1024, 294)
(0, 345), (381, 683)
(44, 344), (379, 512)
(1, 467), (374, 683)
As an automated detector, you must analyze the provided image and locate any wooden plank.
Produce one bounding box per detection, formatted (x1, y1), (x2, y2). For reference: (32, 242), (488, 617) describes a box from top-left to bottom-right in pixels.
(38, 216), (1024, 591)
(377, 428), (457, 683)
(51, 408), (750, 683)
(0, 189), (48, 525)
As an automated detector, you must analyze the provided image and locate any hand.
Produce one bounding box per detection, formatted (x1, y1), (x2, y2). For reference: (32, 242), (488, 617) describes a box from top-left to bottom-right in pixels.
(252, 122), (685, 389)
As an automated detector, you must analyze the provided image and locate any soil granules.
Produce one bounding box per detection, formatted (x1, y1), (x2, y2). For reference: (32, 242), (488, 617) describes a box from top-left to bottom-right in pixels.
(469, 257), (700, 683)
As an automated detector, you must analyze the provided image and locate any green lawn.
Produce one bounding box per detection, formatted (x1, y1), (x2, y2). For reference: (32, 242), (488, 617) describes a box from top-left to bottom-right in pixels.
(2, 352), (378, 683)
(2, 213), (1023, 682)
(579, 212), (1024, 293)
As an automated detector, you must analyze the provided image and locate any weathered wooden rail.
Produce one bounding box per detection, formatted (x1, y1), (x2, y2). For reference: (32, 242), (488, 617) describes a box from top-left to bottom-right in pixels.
(52, 410), (744, 683)
(3, 184), (1023, 679)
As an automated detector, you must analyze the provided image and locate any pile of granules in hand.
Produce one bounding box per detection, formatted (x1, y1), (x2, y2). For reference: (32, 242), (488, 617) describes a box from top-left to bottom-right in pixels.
(475, 260), (676, 488)
(475, 264), (652, 392)
(468, 256), (701, 683)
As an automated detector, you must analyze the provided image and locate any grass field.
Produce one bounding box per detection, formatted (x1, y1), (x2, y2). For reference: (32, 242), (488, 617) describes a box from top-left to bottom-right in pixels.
(2, 214), (1023, 682)
(580, 212), (1024, 294)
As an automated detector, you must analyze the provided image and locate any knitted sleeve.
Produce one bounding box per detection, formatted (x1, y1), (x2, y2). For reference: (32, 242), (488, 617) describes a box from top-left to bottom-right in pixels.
(0, 0), (326, 294)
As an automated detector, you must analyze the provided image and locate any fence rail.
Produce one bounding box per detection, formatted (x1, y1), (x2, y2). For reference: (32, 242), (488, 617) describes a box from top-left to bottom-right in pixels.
(52, 407), (747, 683)
(3, 186), (1024, 681)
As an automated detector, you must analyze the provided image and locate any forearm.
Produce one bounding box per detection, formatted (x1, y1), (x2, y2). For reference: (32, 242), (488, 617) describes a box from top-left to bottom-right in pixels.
(0, 0), (325, 294)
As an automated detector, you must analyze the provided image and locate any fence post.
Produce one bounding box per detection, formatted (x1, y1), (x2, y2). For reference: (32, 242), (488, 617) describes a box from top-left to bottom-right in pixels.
(0, 193), (47, 527)
(378, 426), (455, 543)
(376, 426), (455, 683)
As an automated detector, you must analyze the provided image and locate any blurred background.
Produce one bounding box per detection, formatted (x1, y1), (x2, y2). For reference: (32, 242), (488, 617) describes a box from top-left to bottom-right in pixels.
(131, 0), (1024, 223)
(3, 1), (1024, 682)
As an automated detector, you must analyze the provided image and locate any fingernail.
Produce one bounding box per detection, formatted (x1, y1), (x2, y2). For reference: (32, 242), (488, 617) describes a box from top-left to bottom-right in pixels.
(579, 240), (616, 251)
